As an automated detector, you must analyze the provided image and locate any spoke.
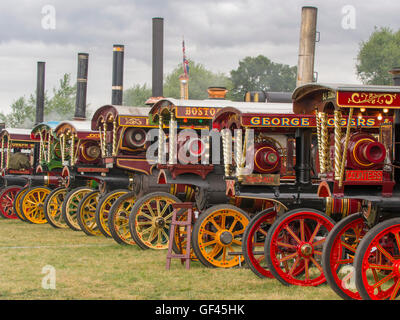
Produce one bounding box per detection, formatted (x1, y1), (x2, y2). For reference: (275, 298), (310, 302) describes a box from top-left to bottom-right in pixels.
(336, 258), (353, 265)
(138, 211), (154, 221)
(233, 229), (245, 236)
(309, 222), (321, 243)
(228, 217), (239, 232)
(145, 203), (156, 217)
(220, 214), (226, 230)
(368, 264), (394, 270)
(309, 256), (324, 274)
(390, 278), (400, 300)
(202, 239), (217, 247)
(376, 244), (395, 263)
(300, 219), (305, 242)
(288, 257), (302, 276)
(372, 273), (395, 290)
(277, 241), (297, 249)
(394, 232), (400, 252)
(284, 225), (301, 244)
(222, 247), (227, 262)
(232, 239), (241, 246)
(340, 241), (357, 253)
(210, 218), (221, 231)
(256, 255), (265, 263)
(278, 251), (298, 264)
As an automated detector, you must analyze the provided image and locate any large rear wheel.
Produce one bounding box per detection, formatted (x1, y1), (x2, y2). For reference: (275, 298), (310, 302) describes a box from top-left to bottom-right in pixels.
(129, 192), (181, 250)
(44, 187), (68, 228)
(95, 189), (128, 237)
(322, 212), (367, 300)
(20, 186), (52, 224)
(77, 190), (101, 236)
(242, 208), (277, 278)
(265, 208), (335, 286)
(61, 187), (93, 231)
(13, 187), (29, 221)
(0, 185), (22, 219)
(108, 191), (136, 245)
(354, 217), (400, 300)
(192, 204), (250, 268)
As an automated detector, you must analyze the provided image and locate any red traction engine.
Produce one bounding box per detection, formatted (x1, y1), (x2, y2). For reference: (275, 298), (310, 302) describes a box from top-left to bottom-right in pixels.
(212, 104), (326, 274)
(0, 128), (36, 220)
(289, 82), (400, 300)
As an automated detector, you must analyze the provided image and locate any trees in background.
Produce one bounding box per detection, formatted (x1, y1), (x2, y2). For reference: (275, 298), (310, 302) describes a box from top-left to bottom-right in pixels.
(356, 27), (400, 85)
(0, 73), (76, 128)
(123, 56), (296, 106)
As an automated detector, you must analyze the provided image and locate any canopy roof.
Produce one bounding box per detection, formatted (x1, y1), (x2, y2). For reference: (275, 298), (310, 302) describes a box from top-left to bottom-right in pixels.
(91, 104), (155, 130)
(292, 83), (400, 114)
(150, 98), (293, 122)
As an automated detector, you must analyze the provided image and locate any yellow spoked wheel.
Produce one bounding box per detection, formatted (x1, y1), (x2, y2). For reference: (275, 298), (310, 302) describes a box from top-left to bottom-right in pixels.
(192, 204), (250, 268)
(20, 186), (52, 224)
(13, 187), (29, 221)
(129, 192), (181, 250)
(77, 190), (102, 236)
(95, 189), (128, 237)
(44, 187), (68, 228)
(61, 187), (93, 231)
(108, 191), (136, 245)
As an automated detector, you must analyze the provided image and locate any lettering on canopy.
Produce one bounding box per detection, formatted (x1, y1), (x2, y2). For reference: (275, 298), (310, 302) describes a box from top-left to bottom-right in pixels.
(337, 91), (400, 108)
(176, 106), (221, 119)
(119, 116), (154, 127)
(242, 114), (390, 128)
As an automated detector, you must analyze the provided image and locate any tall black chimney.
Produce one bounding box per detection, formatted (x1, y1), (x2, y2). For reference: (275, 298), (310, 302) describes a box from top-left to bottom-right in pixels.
(152, 17), (164, 98)
(112, 44), (124, 105)
(74, 53), (89, 120)
(35, 61), (45, 125)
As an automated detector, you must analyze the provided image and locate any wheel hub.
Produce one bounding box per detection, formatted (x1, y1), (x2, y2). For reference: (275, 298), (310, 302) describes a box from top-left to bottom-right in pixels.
(219, 231), (233, 245)
(155, 217), (165, 228)
(393, 260), (400, 277)
(300, 243), (313, 257)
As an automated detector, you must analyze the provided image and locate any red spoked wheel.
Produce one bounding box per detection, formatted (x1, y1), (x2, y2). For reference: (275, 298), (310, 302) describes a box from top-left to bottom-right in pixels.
(354, 217), (400, 300)
(0, 185), (22, 219)
(265, 208), (335, 286)
(242, 209), (277, 278)
(322, 212), (367, 300)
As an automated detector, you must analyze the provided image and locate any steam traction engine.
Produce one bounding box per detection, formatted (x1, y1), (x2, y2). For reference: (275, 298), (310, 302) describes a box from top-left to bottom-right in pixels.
(18, 121), (65, 224)
(291, 83), (400, 300)
(90, 104), (178, 244)
(127, 94), (229, 252)
(52, 120), (102, 232)
(211, 103), (329, 272)
(0, 129), (35, 220)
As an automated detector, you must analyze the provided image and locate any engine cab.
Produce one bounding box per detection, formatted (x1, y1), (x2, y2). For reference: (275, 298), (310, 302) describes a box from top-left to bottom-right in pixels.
(292, 83), (398, 201)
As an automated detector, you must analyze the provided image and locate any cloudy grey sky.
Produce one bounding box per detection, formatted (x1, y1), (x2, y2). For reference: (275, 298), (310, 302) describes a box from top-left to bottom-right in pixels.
(1, 0), (400, 116)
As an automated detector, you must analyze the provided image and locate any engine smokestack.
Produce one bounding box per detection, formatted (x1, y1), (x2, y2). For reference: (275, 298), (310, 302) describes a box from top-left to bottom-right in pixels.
(74, 53), (89, 120)
(112, 44), (124, 105)
(152, 17), (164, 98)
(35, 61), (45, 125)
(296, 6), (317, 87)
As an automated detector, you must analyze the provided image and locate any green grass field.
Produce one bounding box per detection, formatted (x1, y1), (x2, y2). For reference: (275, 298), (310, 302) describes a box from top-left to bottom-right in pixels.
(0, 219), (340, 300)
